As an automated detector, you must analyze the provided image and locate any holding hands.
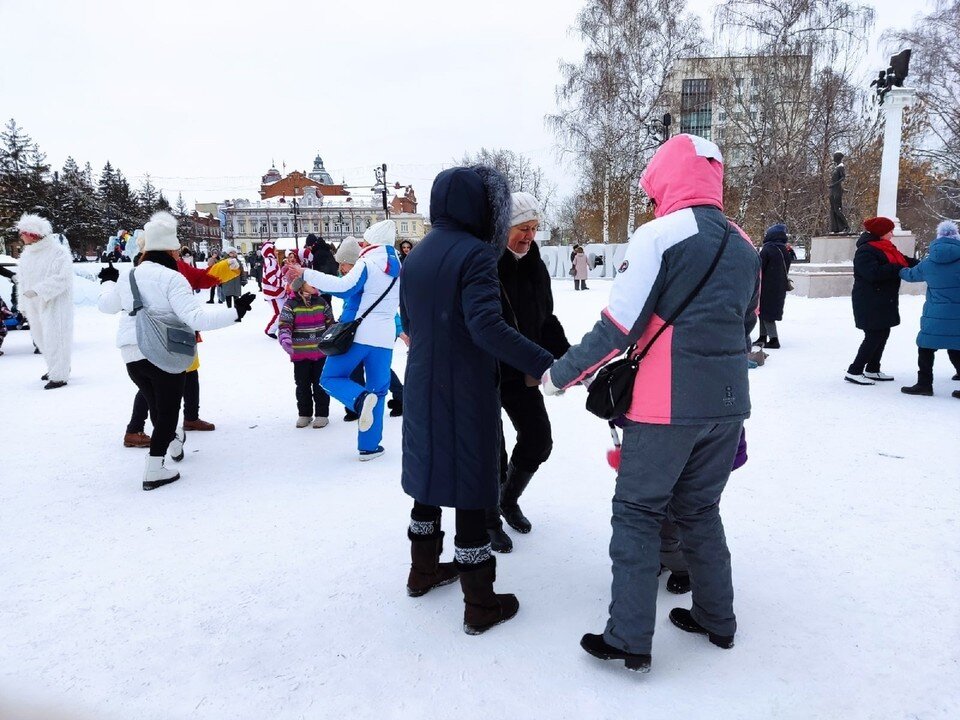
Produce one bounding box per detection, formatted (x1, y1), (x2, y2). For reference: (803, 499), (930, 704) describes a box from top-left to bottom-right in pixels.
(98, 262), (119, 284)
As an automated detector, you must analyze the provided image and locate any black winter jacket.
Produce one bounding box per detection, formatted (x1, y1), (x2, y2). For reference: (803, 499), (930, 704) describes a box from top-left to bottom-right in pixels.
(851, 232), (917, 330)
(400, 167), (554, 510)
(498, 241), (570, 386)
(759, 240), (792, 321)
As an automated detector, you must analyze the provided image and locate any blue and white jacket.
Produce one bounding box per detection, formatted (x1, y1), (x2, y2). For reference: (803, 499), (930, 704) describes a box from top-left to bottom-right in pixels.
(302, 244), (401, 349)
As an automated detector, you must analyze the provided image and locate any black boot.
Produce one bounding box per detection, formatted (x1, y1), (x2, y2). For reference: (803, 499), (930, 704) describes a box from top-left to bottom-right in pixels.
(407, 529), (458, 597)
(669, 608), (734, 649)
(901, 382), (933, 396)
(764, 337), (781, 349)
(388, 398), (403, 417)
(485, 508), (513, 553)
(458, 555), (519, 635)
(580, 633), (651, 672)
(666, 572), (691, 594)
(953, 390), (960, 399)
(344, 409), (359, 422)
(500, 463), (534, 534)
(752, 335), (767, 347)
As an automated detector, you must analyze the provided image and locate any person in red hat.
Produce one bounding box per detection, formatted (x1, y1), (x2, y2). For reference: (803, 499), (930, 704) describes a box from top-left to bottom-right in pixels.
(844, 216), (918, 385)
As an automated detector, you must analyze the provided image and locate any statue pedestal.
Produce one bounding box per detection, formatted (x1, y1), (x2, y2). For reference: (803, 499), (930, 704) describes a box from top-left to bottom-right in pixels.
(791, 233), (924, 298)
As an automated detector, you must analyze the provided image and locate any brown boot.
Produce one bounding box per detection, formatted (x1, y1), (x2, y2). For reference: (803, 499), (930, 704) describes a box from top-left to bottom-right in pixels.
(407, 531), (458, 597)
(458, 555), (519, 635)
(123, 431), (151, 448)
(183, 419), (215, 431)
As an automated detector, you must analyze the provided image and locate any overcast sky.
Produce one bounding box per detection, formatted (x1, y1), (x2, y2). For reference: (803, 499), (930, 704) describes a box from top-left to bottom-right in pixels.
(0, 0), (930, 211)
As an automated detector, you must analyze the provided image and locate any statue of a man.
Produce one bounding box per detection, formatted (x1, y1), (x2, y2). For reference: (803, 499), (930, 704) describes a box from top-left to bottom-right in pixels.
(829, 152), (850, 234)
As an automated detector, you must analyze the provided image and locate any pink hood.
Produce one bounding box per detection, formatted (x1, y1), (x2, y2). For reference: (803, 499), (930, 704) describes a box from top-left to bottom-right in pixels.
(640, 134), (724, 218)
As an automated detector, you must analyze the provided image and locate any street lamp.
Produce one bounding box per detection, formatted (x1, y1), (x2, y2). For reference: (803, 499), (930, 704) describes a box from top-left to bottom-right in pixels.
(374, 163), (389, 219)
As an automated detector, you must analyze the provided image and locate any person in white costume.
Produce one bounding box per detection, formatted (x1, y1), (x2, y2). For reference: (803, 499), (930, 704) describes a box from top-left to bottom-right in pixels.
(15, 214), (74, 389)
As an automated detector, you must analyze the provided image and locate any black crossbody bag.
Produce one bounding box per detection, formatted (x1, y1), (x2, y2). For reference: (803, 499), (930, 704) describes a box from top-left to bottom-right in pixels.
(317, 276), (398, 355)
(585, 223), (732, 420)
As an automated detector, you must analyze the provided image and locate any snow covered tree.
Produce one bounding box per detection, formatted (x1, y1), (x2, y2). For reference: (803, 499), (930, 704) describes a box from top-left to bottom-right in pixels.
(175, 192), (192, 245)
(59, 156), (104, 256)
(0, 119), (54, 249)
(138, 173), (161, 221)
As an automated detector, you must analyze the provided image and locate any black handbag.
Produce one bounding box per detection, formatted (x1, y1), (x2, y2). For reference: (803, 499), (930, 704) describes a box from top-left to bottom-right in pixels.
(585, 223), (732, 420)
(317, 276), (398, 356)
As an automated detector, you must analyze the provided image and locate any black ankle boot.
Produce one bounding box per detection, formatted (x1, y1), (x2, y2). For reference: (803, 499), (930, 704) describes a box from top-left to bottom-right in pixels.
(485, 508), (513, 553)
(500, 463), (535, 534)
(764, 337), (780, 349)
(666, 572), (691, 594)
(580, 633), (651, 672)
(669, 608), (734, 648)
(752, 335), (767, 347)
(901, 382), (933, 396)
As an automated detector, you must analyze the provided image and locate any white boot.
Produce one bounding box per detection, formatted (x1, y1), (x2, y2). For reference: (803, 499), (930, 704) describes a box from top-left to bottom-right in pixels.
(169, 429), (186, 462)
(296, 416), (312, 428)
(143, 455), (180, 491)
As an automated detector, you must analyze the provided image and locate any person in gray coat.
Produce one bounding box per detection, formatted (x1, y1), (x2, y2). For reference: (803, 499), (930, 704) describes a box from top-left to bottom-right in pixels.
(544, 134), (760, 672)
(219, 246), (244, 309)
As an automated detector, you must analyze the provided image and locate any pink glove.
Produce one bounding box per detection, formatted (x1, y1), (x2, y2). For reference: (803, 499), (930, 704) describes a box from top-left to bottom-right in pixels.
(279, 335), (293, 355)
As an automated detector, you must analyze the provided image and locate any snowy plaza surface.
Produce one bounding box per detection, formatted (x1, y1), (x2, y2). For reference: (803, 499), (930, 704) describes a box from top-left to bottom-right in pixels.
(1, 272), (958, 720)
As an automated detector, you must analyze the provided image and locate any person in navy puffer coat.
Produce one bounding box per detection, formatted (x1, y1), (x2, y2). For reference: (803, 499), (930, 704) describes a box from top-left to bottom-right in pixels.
(399, 165), (554, 635)
(899, 220), (960, 397)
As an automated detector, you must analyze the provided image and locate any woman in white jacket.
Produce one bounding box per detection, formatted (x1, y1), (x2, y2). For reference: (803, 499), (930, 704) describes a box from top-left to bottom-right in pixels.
(98, 212), (255, 490)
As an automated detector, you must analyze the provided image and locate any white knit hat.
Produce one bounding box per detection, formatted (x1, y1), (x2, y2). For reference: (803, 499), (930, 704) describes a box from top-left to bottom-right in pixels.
(16, 214), (53, 238)
(143, 211), (180, 251)
(364, 219), (396, 246)
(336, 236), (362, 265)
(222, 245), (238, 255)
(510, 192), (541, 227)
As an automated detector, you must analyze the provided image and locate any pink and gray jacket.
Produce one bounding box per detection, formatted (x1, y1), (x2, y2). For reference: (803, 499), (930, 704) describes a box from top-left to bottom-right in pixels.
(550, 134), (761, 425)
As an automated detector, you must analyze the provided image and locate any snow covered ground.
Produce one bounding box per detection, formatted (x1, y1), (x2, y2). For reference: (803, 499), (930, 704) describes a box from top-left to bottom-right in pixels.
(1, 276), (958, 720)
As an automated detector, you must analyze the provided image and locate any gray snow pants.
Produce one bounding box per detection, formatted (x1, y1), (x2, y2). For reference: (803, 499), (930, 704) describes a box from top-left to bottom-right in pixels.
(604, 421), (742, 655)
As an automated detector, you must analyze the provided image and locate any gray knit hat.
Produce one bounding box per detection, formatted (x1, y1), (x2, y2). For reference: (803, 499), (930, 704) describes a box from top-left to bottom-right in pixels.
(335, 236), (362, 265)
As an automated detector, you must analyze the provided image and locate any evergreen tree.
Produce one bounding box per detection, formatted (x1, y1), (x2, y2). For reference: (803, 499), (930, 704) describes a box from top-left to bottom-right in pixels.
(175, 192), (192, 245)
(98, 161), (119, 237)
(60, 156), (103, 256)
(0, 119), (52, 248)
(138, 173), (160, 221)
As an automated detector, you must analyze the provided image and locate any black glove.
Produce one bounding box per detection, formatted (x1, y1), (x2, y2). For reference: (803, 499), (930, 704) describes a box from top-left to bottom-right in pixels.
(98, 262), (119, 284)
(234, 292), (255, 321)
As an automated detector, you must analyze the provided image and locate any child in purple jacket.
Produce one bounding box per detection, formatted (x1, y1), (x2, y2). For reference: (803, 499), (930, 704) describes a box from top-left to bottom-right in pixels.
(278, 280), (335, 428)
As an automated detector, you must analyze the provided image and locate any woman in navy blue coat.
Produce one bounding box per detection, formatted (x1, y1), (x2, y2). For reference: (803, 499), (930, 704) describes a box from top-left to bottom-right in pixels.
(399, 166), (554, 634)
(900, 220), (960, 396)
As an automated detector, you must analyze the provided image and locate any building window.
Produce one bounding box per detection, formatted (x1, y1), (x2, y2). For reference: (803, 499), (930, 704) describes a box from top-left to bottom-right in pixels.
(313, 221), (319, 232)
(237, 220), (246, 234)
(271, 222), (278, 233)
(401, 222), (409, 233)
(680, 78), (713, 140)
(324, 222), (330, 233)
(281, 222), (289, 234)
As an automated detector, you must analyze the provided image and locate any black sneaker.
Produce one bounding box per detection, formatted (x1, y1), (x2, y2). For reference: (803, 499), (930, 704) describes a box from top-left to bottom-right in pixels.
(669, 608), (734, 649)
(580, 633), (651, 672)
(666, 572), (691, 594)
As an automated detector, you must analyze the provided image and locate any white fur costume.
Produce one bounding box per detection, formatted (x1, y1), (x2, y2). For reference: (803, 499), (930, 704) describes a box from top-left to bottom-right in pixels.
(17, 234), (74, 382)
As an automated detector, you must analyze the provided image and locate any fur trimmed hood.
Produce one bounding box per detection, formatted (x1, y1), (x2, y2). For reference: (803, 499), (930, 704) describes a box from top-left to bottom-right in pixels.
(428, 165), (512, 252)
(16, 213), (53, 238)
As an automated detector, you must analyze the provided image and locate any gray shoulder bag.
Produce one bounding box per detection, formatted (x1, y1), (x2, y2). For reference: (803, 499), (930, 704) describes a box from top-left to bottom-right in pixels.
(129, 268), (197, 374)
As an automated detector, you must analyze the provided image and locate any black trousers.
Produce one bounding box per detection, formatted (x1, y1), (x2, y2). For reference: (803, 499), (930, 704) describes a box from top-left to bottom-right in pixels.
(294, 358), (331, 417)
(500, 381), (553, 478)
(412, 501), (487, 548)
(225, 295), (234, 309)
(917, 347), (960, 386)
(848, 328), (891, 375)
(129, 370), (200, 430)
(126, 359), (185, 457)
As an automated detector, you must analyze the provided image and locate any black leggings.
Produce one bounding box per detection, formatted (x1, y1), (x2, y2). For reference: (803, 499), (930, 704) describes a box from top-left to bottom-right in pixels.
(412, 501), (486, 548)
(848, 328), (891, 375)
(128, 370), (199, 430)
(126, 359), (185, 457)
(918, 347), (960, 385)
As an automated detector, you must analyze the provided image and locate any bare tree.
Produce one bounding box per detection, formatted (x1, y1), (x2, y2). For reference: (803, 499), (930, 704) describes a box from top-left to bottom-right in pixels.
(459, 147), (557, 218)
(548, 0), (703, 243)
(710, 0), (875, 242)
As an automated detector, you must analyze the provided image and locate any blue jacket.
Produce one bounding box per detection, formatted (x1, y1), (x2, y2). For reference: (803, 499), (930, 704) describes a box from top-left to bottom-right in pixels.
(400, 167), (554, 509)
(900, 233), (960, 350)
